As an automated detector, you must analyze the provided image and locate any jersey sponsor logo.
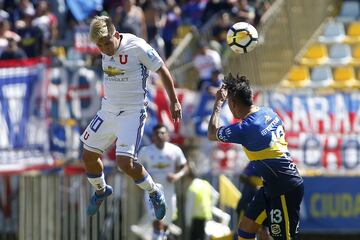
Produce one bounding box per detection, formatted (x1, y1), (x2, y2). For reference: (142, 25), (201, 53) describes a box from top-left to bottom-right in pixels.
(152, 162), (170, 169)
(265, 115), (272, 123)
(119, 54), (128, 64)
(103, 66), (125, 76)
(107, 76), (129, 82)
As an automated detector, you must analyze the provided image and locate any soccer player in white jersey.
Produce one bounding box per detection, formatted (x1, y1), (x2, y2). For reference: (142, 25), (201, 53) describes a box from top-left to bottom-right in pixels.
(138, 124), (188, 240)
(80, 16), (182, 220)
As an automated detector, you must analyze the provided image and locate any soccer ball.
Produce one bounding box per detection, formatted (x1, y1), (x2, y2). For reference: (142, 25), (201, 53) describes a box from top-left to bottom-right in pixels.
(227, 22), (258, 54)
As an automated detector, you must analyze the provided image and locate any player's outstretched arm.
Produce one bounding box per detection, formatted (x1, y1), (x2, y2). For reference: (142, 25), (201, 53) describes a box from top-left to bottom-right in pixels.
(156, 65), (182, 122)
(208, 85), (227, 141)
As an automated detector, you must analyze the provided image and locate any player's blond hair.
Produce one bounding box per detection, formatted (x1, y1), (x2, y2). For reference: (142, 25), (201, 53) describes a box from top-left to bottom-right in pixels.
(89, 16), (116, 43)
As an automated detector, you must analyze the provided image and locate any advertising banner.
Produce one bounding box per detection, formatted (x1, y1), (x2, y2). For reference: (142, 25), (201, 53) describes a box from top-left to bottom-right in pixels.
(301, 176), (360, 233)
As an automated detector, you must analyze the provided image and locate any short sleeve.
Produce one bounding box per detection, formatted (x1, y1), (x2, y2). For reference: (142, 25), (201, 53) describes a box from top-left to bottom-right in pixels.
(136, 39), (164, 71)
(216, 122), (245, 144)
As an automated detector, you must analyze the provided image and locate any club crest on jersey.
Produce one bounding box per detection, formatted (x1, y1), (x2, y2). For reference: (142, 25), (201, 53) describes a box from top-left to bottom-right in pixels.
(119, 54), (128, 64)
(265, 115), (272, 123)
(146, 49), (156, 61)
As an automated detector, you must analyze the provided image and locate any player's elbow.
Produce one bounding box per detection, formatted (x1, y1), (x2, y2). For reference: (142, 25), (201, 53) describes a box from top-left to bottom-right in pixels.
(207, 130), (217, 141)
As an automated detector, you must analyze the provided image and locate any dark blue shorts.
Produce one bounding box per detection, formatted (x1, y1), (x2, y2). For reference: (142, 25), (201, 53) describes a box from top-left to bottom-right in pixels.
(245, 183), (304, 240)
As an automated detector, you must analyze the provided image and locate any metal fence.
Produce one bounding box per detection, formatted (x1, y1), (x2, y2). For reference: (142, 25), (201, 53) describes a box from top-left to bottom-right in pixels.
(18, 172), (126, 240)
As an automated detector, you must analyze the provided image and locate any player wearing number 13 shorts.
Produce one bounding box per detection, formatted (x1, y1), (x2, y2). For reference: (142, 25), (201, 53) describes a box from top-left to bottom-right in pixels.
(208, 73), (303, 240)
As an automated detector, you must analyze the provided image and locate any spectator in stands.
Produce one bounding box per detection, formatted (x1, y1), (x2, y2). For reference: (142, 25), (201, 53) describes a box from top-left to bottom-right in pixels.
(209, 12), (231, 56)
(32, 0), (58, 48)
(162, 0), (182, 58)
(0, 19), (21, 55)
(112, 0), (148, 41)
(232, 0), (256, 25)
(0, 37), (27, 60)
(142, 1), (166, 59)
(200, 0), (233, 26)
(254, 0), (271, 26)
(193, 41), (222, 90)
(8, 0), (35, 27)
(200, 68), (224, 96)
(16, 11), (44, 58)
(181, 0), (207, 28)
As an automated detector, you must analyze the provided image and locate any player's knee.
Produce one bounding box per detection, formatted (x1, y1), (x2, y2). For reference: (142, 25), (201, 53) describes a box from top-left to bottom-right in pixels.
(116, 156), (136, 174)
(82, 149), (100, 164)
(238, 216), (260, 233)
(152, 220), (164, 231)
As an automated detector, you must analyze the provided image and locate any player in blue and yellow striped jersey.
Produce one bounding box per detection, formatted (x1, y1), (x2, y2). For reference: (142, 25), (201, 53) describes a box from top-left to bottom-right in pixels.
(208, 74), (304, 240)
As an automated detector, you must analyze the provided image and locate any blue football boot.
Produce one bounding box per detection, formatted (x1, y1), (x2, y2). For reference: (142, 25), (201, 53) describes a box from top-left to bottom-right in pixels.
(148, 184), (167, 220)
(87, 185), (113, 216)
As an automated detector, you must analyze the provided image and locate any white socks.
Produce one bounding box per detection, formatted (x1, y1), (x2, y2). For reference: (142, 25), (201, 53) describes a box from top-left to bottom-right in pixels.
(87, 172), (107, 191)
(135, 173), (157, 193)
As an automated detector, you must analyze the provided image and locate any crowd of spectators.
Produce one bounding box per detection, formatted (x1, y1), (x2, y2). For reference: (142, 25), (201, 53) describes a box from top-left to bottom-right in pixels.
(0, 0), (271, 65)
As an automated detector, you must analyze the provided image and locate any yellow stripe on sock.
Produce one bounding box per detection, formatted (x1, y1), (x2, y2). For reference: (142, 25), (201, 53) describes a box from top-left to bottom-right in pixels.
(280, 195), (291, 240)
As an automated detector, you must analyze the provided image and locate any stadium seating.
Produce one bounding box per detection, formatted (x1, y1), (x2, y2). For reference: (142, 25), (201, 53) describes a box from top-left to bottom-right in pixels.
(310, 65), (333, 88)
(281, 66), (310, 88)
(318, 21), (346, 43)
(350, 44), (360, 65)
(299, 43), (328, 66)
(327, 43), (352, 66)
(285, 1), (360, 91)
(344, 21), (360, 43)
(337, 0), (360, 23)
(332, 66), (358, 88)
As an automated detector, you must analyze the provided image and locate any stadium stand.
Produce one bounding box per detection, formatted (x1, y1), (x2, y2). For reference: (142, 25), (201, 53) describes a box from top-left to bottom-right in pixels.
(327, 43), (352, 65)
(337, 0), (360, 22)
(281, 65), (310, 88)
(309, 65), (333, 88)
(318, 20), (346, 43)
(299, 43), (328, 66)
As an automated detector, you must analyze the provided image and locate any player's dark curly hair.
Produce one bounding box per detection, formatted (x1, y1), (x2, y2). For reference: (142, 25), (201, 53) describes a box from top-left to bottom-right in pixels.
(223, 73), (253, 106)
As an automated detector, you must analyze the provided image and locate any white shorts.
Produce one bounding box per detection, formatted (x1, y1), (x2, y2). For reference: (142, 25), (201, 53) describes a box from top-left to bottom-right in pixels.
(146, 190), (177, 225)
(80, 107), (147, 158)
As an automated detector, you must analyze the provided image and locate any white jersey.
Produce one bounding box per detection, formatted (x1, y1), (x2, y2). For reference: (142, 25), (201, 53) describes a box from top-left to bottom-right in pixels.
(139, 142), (187, 224)
(101, 33), (163, 110)
(193, 48), (221, 79)
(138, 142), (187, 195)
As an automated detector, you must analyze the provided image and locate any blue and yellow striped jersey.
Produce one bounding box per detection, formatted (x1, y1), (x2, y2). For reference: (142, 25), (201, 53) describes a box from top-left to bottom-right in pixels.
(217, 106), (303, 197)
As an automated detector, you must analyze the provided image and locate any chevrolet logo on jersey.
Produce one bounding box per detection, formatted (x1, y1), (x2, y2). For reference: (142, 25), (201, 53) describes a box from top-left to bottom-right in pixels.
(103, 66), (125, 76)
(152, 162), (170, 169)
